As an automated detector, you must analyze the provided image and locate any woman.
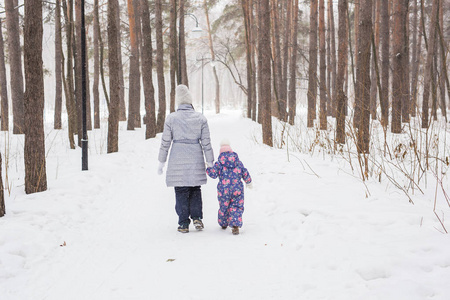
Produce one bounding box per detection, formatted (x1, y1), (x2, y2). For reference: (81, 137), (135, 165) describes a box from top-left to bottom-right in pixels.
(157, 85), (214, 233)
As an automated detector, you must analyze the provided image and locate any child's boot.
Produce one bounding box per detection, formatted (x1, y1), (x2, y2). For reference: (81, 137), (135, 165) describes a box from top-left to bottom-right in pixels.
(193, 219), (204, 231)
(232, 226), (239, 235)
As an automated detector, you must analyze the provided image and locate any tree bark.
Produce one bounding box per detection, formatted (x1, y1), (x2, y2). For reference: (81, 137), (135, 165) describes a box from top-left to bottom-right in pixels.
(242, 0), (254, 119)
(319, 0), (327, 129)
(328, 0), (337, 118)
(336, 0), (348, 144)
(410, 0), (420, 117)
(370, 0), (379, 120)
(127, 0), (141, 130)
(5, 0), (24, 134)
(108, 0), (120, 153)
(75, 0), (83, 146)
(141, 0), (156, 139)
(0, 18), (9, 131)
(155, 0), (166, 133)
(179, 0), (188, 86)
(271, 0), (283, 120)
(169, 0), (178, 113)
(24, 0), (47, 194)
(438, 0), (446, 120)
(421, 0), (438, 128)
(259, 0), (273, 146)
(307, 0), (318, 128)
(282, 0), (291, 123)
(204, 0), (220, 114)
(288, 0), (299, 126)
(116, 5), (126, 122)
(93, 0), (100, 128)
(54, 0), (63, 130)
(0, 153), (4, 217)
(380, 0), (390, 127)
(85, 29), (92, 131)
(356, 0), (372, 153)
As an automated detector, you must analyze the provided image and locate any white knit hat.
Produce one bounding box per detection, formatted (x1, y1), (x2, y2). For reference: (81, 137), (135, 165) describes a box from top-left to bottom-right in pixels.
(176, 84), (193, 106)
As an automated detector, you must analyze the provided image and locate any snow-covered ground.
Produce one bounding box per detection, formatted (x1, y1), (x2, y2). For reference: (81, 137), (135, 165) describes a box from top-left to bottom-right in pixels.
(1, 110), (450, 299)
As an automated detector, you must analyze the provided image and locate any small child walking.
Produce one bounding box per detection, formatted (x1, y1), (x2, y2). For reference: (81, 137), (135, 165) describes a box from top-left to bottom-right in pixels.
(206, 139), (252, 235)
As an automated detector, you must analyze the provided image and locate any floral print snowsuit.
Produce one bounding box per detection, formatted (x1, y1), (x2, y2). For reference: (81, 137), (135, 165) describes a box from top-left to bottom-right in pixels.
(206, 152), (252, 228)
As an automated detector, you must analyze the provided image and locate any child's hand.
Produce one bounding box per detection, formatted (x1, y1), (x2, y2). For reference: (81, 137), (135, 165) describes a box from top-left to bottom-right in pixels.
(246, 182), (253, 189)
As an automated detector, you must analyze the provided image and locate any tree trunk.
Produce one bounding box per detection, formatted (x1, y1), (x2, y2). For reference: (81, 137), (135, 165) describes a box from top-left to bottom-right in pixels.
(169, 0), (178, 113)
(0, 18), (9, 132)
(281, 0), (291, 123)
(319, 0), (327, 129)
(271, 0), (283, 120)
(421, 0), (438, 128)
(328, 0), (337, 118)
(288, 0), (299, 125)
(116, 5), (126, 122)
(307, 0), (318, 128)
(251, 0), (257, 121)
(75, 0), (83, 146)
(356, 0), (372, 153)
(259, 0), (273, 146)
(410, 0), (420, 117)
(353, 1), (362, 128)
(204, 0), (220, 114)
(54, 0), (63, 130)
(108, 0), (120, 153)
(401, 0), (410, 124)
(0, 153), (4, 217)
(155, 0), (166, 133)
(336, 0), (348, 144)
(5, 0), (24, 134)
(370, 0), (379, 120)
(24, 0), (47, 194)
(141, 0), (156, 139)
(127, 0), (141, 130)
(179, 0), (188, 86)
(93, 0), (100, 129)
(438, 0), (446, 120)
(85, 30), (92, 131)
(380, 0), (390, 127)
(326, 0), (331, 117)
(242, 0), (254, 119)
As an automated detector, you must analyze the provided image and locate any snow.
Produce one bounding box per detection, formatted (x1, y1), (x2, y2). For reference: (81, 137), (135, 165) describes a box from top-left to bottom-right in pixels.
(1, 110), (450, 299)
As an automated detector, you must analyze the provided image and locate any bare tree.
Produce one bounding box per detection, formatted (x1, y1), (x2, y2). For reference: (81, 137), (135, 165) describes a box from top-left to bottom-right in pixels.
(169, 0), (178, 113)
(0, 18), (9, 131)
(380, 0), (390, 127)
(336, 0), (348, 144)
(242, 0), (254, 119)
(307, 0), (318, 128)
(421, 0), (438, 128)
(319, 0), (327, 129)
(355, 0), (372, 153)
(93, 0), (100, 128)
(259, 0), (273, 146)
(282, 0), (292, 123)
(108, 0), (121, 153)
(328, 0), (337, 117)
(410, 0), (420, 117)
(141, 0), (156, 139)
(270, 0), (283, 119)
(5, 0), (24, 134)
(288, 0), (299, 125)
(179, 0), (188, 86)
(438, 0), (446, 119)
(127, 0), (141, 130)
(155, 0), (166, 133)
(54, 0), (63, 129)
(116, 4), (126, 122)
(24, 0), (47, 194)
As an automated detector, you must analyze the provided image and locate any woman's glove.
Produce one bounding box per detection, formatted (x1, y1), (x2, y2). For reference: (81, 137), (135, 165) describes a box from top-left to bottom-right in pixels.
(246, 182), (253, 189)
(157, 162), (165, 175)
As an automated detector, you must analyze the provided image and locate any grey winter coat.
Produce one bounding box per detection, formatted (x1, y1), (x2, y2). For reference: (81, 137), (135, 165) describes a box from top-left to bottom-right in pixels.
(158, 104), (214, 187)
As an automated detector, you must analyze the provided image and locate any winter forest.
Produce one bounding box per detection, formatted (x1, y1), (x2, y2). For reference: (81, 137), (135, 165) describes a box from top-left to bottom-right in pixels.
(1, 0), (450, 299)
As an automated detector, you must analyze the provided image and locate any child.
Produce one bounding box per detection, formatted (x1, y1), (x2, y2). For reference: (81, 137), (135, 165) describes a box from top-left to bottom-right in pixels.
(206, 139), (252, 235)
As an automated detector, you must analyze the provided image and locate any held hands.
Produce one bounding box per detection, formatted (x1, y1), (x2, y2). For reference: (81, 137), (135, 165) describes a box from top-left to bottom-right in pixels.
(157, 162), (165, 175)
(206, 162), (214, 168)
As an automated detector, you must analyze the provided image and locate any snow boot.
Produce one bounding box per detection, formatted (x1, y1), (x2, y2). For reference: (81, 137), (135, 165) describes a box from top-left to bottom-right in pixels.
(232, 226), (239, 235)
(193, 219), (204, 231)
(178, 224), (189, 233)
(221, 226), (228, 230)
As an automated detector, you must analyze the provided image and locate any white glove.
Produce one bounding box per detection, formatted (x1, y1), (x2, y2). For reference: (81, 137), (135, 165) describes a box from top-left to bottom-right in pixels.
(157, 162), (165, 175)
(246, 182), (253, 189)
(206, 162), (214, 168)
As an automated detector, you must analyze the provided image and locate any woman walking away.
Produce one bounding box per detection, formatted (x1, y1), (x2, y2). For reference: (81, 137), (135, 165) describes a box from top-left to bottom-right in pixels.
(157, 85), (214, 233)
(206, 139), (252, 235)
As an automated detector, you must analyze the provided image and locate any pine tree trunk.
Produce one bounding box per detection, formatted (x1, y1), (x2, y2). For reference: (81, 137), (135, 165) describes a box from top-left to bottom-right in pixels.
(421, 0), (438, 128)
(54, 0), (63, 130)
(6, 0), (24, 134)
(326, 0), (331, 117)
(356, 0), (372, 153)
(179, 0), (188, 87)
(204, 0), (220, 114)
(288, 0), (299, 125)
(93, 0), (100, 129)
(336, 0), (348, 144)
(380, 0), (390, 127)
(328, 0), (337, 118)
(410, 0), (420, 117)
(353, 2), (362, 128)
(127, 0), (141, 130)
(438, 0), (446, 119)
(108, 0), (120, 153)
(75, 0), (83, 146)
(24, 0), (47, 194)
(85, 30), (92, 131)
(401, 0), (410, 124)
(281, 0), (291, 123)
(307, 0), (318, 128)
(251, 0), (257, 121)
(116, 6), (126, 122)
(370, 0), (379, 120)
(155, 0), (166, 133)
(259, 0), (273, 146)
(0, 18), (9, 132)
(169, 0), (178, 113)
(271, 0), (283, 120)
(391, 0), (404, 132)
(141, 0), (156, 139)
(319, 0), (327, 129)
(242, 0), (253, 119)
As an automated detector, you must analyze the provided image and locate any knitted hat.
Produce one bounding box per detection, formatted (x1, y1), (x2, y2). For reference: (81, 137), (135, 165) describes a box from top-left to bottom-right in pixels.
(176, 84), (193, 106)
(220, 138), (233, 153)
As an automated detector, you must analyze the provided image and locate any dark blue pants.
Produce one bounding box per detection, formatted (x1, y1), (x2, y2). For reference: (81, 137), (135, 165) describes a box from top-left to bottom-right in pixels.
(174, 186), (203, 226)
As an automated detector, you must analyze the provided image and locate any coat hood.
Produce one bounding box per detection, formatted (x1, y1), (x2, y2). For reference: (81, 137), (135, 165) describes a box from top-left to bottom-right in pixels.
(218, 151), (240, 168)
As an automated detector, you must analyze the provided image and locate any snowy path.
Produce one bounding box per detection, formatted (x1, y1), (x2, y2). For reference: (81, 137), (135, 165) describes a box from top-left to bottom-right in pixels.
(1, 111), (450, 299)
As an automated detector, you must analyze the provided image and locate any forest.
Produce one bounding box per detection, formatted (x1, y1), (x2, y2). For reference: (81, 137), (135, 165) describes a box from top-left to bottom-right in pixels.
(0, 0), (449, 226)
